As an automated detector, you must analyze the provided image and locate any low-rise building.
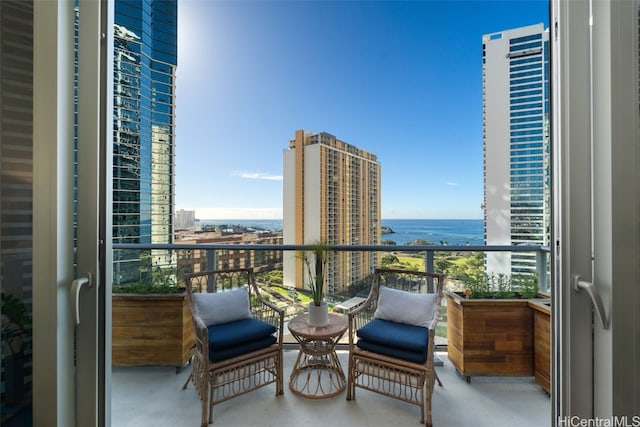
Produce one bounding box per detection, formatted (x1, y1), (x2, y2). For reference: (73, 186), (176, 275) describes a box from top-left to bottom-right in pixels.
(175, 229), (283, 274)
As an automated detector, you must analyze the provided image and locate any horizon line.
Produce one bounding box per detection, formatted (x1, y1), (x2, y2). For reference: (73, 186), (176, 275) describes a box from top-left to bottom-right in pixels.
(194, 217), (484, 221)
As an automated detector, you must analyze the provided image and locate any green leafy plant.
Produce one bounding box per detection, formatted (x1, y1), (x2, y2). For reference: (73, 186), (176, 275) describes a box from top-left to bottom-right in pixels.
(463, 273), (538, 299)
(112, 283), (184, 294)
(1, 292), (32, 359)
(301, 241), (331, 306)
(511, 274), (539, 298)
(495, 273), (515, 299)
(113, 253), (185, 294)
(463, 273), (490, 299)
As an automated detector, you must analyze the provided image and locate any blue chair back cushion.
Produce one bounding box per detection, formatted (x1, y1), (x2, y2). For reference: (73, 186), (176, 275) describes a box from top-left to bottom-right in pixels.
(207, 318), (277, 362)
(356, 318), (429, 364)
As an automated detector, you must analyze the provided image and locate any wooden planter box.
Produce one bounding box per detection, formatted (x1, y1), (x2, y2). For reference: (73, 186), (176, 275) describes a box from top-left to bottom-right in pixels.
(112, 293), (195, 368)
(530, 300), (551, 393)
(446, 291), (537, 380)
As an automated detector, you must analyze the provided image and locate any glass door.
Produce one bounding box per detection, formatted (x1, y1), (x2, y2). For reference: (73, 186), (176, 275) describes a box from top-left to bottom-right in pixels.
(29, 0), (112, 425)
(552, 0), (640, 420)
(1, 2), (35, 425)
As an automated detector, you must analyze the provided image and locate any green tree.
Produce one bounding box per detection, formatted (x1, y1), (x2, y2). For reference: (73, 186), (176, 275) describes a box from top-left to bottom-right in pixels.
(381, 254), (399, 266)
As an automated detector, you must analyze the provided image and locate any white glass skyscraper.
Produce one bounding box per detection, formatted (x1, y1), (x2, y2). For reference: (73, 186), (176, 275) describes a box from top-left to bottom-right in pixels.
(482, 24), (550, 276)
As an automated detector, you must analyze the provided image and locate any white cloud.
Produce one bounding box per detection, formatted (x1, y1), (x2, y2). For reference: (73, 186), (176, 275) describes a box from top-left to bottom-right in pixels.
(195, 207), (282, 220)
(232, 170), (283, 181)
(447, 182), (459, 187)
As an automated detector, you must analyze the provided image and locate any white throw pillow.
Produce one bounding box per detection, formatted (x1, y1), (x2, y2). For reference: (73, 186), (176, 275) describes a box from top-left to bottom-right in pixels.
(373, 285), (436, 328)
(193, 286), (251, 326)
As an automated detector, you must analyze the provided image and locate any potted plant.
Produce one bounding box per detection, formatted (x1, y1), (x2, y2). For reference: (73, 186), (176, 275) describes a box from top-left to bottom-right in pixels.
(302, 241), (331, 327)
(446, 273), (548, 381)
(112, 254), (194, 369)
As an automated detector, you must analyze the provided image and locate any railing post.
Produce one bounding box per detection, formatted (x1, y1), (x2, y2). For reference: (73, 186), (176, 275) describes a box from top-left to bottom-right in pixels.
(207, 249), (217, 292)
(425, 250), (434, 292)
(536, 249), (547, 293)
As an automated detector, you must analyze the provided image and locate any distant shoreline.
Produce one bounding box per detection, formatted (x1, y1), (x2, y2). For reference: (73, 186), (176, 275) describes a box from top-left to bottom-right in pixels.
(196, 218), (484, 246)
(197, 218), (483, 222)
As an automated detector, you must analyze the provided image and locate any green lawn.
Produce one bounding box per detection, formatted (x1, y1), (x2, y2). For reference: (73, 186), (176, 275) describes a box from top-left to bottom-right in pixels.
(386, 255), (425, 270)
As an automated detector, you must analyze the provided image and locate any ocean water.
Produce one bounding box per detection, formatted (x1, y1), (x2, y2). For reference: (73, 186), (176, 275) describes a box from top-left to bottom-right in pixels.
(198, 218), (484, 246)
(381, 219), (483, 246)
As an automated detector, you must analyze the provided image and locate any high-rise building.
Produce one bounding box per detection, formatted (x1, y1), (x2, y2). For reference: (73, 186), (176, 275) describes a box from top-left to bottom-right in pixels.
(112, 0), (177, 284)
(482, 23), (550, 276)
(283, 130), (381, 296)
(175, 209), (196, 230)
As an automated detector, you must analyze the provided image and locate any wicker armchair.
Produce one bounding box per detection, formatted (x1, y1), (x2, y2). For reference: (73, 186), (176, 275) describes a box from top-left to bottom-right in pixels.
(347, 268), (445, 426)
(183, 268), (284, 426)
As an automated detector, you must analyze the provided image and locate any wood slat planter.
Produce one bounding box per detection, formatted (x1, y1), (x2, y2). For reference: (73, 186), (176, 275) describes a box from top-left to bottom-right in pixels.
(112, 293), (195, 368)
(531, 300), (551, 393)
(446, 291), (536, 380)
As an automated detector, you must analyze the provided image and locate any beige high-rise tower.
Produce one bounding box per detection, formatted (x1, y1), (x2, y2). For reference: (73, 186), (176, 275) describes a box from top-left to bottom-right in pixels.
(283, 130), (381, 296)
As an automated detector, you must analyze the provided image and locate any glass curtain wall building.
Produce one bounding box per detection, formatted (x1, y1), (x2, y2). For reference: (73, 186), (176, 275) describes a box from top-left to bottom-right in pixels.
(482, 24), (550, 276)
(113, 0), (177, 284)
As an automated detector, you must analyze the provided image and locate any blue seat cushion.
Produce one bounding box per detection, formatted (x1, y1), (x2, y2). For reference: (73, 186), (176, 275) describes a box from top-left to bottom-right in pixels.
(209, 335), (277, 362)
(356, 318), (429, 364)
(207, 318), (277, 362)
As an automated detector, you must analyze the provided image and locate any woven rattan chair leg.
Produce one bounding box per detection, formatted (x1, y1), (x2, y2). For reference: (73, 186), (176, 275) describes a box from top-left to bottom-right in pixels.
(419, 386), (425, 424)
(208, 388), (214, 425)
(346, 354), (353, 400)
(182, 371), (192, 390)
(200, 383), (208, 427)
(277, 353), (284, 395)
(426, 377), (434, 426)
(347, 372), (356, 400)
(434, 369), (443, 387)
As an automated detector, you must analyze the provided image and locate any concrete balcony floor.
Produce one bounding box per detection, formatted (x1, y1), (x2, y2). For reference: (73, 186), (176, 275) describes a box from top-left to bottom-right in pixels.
(112, 351), (550, 427)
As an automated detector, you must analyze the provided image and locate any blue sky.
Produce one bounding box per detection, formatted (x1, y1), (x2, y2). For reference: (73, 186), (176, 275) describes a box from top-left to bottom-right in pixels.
(175, 0), (549, 220)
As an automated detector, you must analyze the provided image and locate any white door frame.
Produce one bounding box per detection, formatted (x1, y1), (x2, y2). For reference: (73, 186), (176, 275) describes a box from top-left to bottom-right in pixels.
(552, 0), (640, 421)
(32, 1), (112, 425)
(32, 1), (76, 424)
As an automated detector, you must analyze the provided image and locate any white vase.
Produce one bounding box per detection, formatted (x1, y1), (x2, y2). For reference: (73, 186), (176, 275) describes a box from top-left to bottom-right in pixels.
(307, 301), (330, 327)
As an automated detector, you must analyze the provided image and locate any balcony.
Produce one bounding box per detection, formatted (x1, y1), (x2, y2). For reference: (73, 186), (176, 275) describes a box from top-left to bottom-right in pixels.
(112, 350), (550, 426)
(111, 243), (551, 426)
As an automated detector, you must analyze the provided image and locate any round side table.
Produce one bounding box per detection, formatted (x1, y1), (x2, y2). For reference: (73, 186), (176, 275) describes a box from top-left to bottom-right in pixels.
(287, 313), (348, 399)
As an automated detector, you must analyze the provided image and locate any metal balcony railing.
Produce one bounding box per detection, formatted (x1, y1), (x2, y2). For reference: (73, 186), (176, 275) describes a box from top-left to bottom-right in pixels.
(112, 242), (550, 347)
(113, 243), (550, 290)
